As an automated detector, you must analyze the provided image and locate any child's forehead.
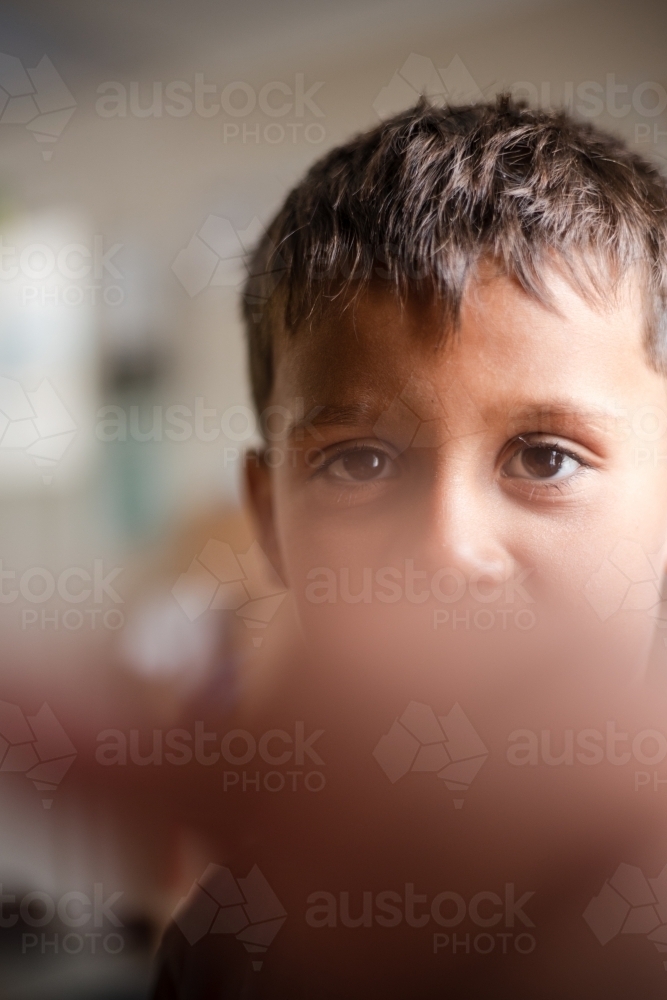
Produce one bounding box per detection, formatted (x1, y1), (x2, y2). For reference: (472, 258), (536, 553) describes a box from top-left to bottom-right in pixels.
(274, 271), (652, 418)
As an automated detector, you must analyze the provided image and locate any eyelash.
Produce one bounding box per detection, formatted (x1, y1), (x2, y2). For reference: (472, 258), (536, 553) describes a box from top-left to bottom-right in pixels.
(509, 435), (588, 464)
(312, 442), (395, 478)
(501, 435), (592, 494)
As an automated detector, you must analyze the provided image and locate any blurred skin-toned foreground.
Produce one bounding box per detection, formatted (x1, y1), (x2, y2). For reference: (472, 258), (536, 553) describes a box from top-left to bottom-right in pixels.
(143, 270), (667, 996)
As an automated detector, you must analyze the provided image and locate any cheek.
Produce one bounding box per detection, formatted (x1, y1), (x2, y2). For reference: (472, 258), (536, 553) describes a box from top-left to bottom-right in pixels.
(272, 492), (405, 660)
(276, 509), (380, 596)
(501, 478), (667, 675)
(272, 468), (393, 590)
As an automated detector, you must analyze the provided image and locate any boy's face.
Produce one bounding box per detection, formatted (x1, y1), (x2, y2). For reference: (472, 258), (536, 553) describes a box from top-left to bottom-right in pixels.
(247, 269), (667, 684)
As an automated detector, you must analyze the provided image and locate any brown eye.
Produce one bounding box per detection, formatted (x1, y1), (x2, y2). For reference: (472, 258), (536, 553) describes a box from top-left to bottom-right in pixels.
(343, 450), (385, 480)
(503, 440), (584, 482)
(325, 447), (395, 483)
(522, 446), (567, 479)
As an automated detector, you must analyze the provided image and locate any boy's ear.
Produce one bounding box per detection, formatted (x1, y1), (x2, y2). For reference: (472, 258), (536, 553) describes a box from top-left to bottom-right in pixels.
(244, 448), (285, 584)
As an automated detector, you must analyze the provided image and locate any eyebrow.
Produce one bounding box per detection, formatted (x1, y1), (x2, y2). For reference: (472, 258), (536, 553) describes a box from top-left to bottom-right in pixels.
(504, 402), (622, 433)
(288, 403), (382, 436)
(286, 398), (624, 443)
(294, 400), (619, 422)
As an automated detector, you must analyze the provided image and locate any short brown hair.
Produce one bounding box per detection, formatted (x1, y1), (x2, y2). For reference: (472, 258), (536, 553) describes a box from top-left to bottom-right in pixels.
(242, 96), (667, 413)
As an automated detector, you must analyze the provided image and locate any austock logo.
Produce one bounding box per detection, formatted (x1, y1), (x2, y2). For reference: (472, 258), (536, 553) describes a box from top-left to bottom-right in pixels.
(373, 701), (488, 808)
(584, 540), (666, 623)
(173, 864), (286, 971)
(372, 373), (486, 452)
(372, 53), (667, 141)
(171, 539), (286, 647)
(0, 376), (77, 483)
(171, 215), (262, 297)
(305, 882), (536, 957)
(585, 863), (667, 969)
(0, 701), (76, 807)
(373, 53), (483, 119)
(171, 215), (284, 298)
(6, 883), (125, 957)
(0, 54), (76, 159)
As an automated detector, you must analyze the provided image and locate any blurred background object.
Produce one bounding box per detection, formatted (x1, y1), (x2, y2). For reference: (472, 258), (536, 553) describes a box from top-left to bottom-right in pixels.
(0, 0), (665, 994)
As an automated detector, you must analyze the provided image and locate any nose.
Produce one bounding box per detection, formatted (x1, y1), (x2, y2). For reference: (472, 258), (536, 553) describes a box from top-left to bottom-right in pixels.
(414, 463), (513, 586)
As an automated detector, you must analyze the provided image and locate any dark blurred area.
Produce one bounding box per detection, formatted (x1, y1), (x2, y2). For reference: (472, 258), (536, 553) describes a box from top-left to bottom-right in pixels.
(0, 0), (666, 996)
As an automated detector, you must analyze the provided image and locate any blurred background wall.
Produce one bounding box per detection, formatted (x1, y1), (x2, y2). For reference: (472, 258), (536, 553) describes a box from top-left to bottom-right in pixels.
(0, 0), (665, 995)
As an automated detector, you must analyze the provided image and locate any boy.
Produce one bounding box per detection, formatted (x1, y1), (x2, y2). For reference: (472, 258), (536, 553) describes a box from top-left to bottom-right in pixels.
(153, 97), (667, 998)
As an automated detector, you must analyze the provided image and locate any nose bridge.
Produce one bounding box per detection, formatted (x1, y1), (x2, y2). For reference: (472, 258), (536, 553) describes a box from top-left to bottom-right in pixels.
(424, 453), (509, 579)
